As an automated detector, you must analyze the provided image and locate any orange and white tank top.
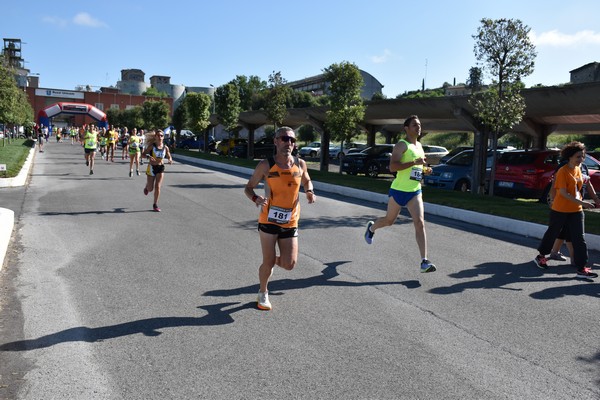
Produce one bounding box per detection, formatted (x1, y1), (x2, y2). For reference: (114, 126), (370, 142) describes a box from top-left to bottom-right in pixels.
(258, 157), (303, 228)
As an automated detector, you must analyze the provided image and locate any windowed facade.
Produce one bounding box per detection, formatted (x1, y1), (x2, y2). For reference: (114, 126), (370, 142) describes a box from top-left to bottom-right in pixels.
(287, 69), (383, 100)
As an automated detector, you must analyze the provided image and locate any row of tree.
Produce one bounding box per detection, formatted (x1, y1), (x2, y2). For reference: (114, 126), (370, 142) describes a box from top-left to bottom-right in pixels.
(170, 63), (366, 165)
(170, 18), (535, 174)
(0, 55), (35, 138)
(105, 100), (170, 131)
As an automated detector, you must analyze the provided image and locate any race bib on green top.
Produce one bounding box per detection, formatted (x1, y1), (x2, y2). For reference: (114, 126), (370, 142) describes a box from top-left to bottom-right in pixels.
(409, 167), (422, 181)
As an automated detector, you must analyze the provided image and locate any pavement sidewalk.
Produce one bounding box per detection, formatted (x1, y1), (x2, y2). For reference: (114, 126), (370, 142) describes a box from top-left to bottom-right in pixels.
(2, 150), (600, 273)
(0, 145), (35, 269)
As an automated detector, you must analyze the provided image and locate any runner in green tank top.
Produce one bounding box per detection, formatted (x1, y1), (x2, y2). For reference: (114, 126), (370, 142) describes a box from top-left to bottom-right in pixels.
(83, 126), (98, 175)
(363, 115), (437, 273)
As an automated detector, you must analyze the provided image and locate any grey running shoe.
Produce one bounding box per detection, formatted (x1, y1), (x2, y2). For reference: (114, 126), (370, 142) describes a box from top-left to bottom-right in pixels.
(257, 291), (272, 310)
(420, 259), (437, 273)
(549, 251), (566, 261)
(364, 221), (374, 244)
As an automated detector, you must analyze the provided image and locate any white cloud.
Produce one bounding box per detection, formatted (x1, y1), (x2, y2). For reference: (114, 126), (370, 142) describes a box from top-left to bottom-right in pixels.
(73, 12), (107, 28)
(42, 16), (68, 28)
(370, 49), (392, 64)
(530, 29), (600, 46)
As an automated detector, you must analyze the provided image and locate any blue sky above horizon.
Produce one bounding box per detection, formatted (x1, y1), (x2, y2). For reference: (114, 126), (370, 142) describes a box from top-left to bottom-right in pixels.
(4, 0), (600, 98)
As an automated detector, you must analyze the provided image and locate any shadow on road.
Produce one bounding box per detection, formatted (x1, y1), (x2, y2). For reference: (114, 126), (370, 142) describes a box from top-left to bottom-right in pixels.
(0, 302), (257, 351)
(169, 183), (246, 190)
(0, 262), (413, 351)
(203, 261), (410, 298)
(429, 261), (600, 300)
(39, 208), (151, 216)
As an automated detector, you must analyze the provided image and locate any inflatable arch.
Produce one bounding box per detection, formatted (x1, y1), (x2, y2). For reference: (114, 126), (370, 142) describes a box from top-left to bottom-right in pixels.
(38, 102), (108, 129)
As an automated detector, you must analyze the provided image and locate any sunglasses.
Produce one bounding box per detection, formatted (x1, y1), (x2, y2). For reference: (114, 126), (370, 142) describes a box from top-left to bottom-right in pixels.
(157, 134), (164, 138)
(277, 136), (296, 143)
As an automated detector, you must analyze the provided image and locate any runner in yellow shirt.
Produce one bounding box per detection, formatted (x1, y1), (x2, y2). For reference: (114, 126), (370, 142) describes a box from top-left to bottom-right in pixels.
(106, 126), (118, 162)
(128, 128), (141, 177)
(83, 127), (98, 175)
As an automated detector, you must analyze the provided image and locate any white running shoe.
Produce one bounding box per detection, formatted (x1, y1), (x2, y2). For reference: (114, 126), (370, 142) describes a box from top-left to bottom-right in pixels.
(257, 291), (272, 310)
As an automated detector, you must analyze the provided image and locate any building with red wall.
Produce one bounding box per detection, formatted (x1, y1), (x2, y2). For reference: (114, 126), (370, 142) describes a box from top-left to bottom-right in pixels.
(25, 85), (173, 128)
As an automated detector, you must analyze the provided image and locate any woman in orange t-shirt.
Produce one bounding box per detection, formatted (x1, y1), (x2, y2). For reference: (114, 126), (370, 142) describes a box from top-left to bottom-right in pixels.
(534, 142), (597, 278)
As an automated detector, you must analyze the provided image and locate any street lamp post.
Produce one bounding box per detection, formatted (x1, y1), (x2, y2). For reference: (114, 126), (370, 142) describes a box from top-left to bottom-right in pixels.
(209, 84), (216, 143)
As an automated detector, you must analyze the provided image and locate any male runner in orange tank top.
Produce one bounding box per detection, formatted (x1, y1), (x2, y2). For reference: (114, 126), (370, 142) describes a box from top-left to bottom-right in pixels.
(244, 126), (316, 310)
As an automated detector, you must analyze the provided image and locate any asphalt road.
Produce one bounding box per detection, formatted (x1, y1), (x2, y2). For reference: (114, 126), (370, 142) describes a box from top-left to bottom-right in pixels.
(0, 142), (599, 399)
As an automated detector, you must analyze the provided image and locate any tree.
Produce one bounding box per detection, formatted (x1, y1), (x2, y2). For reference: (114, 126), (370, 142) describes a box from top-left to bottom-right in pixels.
(323, 61), (365, 171)
(473, 18), (536, 86)
(466, 67), (483, 91)
(470, 18), (536, 196)
(290, 90), (319, 108)
(184, 92), (212, 151)
(171, 103), (188, 136)
(123, 107), (144, 130)
(230, 75), (267, 111)
(297, 124), (316, 144)
(105, 108), (122, 127)
(142, 87), (168, 98)
(214, 83), (241, 133)
(0, 56), (33, 131)
(397, 88), (445, 99)
(184, 92), (211, 133)
(141, 100), (170, 130)
(263, 71), (291, 128)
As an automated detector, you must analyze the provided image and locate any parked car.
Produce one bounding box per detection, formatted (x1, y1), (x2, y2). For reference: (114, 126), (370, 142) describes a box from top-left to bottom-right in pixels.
(216, 138), (247, 156)
(298, 142), (321, 158)
(587, 151), (600, 161)
(438, 146), (473, 164)
(422, 145), (449, 165)
(177, 135), (216, 151)
(329, 142), (368, 159)
(232, 137), (276, 159)
(340, 144), (395, 178)
(493, 149), (561, 200)
(583, 153), (600, 189)
(425, 149), (503, 192)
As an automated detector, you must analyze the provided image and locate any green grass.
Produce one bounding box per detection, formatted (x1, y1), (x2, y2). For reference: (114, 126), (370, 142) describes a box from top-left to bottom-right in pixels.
(173, 148), (600, 235)
(0, 139), (34, 178)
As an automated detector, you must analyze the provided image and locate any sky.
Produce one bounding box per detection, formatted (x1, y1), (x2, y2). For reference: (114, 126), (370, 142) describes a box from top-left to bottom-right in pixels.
(4, 0), (600, 98)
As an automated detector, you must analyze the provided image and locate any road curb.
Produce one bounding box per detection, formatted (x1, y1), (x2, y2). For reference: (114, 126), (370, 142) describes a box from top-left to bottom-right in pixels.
(0, 208), (14, 272)
(0, 146), (35, 272)
(173, 154), (600, 251)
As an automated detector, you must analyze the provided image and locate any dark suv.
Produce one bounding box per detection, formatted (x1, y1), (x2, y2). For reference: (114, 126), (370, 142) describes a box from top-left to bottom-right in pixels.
(493, 149), (561, 200)
(232, 137), (276, 159)
(340, 144), (395, 178)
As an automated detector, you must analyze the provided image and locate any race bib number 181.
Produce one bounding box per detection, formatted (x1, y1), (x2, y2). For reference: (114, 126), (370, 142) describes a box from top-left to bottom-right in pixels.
(267, 205), (292, 224)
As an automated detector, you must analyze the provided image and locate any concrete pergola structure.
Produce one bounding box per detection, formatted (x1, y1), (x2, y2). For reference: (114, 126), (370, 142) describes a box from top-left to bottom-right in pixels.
(209, 81), (600, 175)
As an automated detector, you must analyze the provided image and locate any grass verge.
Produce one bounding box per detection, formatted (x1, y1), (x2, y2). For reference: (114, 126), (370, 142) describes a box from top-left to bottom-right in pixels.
(0, 139), (34, 178)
